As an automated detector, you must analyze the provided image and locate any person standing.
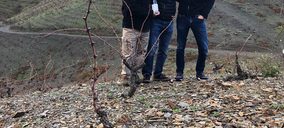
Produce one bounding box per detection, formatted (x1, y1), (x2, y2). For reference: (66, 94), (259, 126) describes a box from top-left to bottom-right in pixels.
(117, 0), (152, 85)
(142, 0), (177, 83)
(175, 0), (215, 81)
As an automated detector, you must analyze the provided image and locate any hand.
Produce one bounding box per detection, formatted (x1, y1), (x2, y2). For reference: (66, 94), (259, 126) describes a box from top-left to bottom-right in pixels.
(198, 15), (204, 20)
(153, 11), (160, 16)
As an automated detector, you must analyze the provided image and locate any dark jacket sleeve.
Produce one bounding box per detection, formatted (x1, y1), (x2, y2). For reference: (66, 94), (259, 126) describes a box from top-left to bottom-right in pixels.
(200, 0), (215, 19)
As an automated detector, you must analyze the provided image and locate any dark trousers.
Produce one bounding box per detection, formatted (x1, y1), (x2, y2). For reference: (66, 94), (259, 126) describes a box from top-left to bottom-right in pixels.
(142, 18), (173, 76)
(176, 14), (208, 76)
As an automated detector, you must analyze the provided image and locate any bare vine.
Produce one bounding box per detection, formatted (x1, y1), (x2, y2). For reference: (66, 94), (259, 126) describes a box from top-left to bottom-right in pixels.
(83, 0), (112, 127)
(224, 34), (257, 81)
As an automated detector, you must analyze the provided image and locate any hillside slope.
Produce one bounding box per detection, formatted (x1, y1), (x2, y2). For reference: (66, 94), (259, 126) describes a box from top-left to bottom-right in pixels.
(8, 0), (121, 34)
(0, 0), (41, 22)
(5, 0), (284, 51)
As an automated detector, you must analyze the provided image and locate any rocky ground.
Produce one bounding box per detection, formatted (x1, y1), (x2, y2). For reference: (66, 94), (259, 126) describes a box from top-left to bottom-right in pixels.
(1, 75), (284, 128)
(1, 0), (284, 127)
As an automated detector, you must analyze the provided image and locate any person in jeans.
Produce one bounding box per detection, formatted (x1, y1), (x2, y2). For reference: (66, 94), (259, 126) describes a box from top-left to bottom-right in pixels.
(117, 0), (152, 86)
(142, 0), (176, 83)
(175, 0), (215, 81)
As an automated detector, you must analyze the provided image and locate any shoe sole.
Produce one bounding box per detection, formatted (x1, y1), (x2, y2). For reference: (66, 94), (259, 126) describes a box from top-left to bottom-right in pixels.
(196, 78), (208, 81)
(142, 80), (151, 83)
(153, 79), (170, 82)
(175, 78), (183, 81)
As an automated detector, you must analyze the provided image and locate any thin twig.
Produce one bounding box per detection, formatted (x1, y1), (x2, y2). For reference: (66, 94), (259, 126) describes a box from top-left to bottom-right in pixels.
(43, 56), (53, 91)
(237, 34), (252, 55)
(139, 5), (151, 34)
(122, 0), (134, 30)
(91, 2), (121, 40)
(90, 32), (122, 57)
(144, 18), (175, 60)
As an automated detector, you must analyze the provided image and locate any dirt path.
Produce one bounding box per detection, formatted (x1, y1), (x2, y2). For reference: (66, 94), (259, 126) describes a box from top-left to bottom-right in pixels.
(0, 25), (119, 39)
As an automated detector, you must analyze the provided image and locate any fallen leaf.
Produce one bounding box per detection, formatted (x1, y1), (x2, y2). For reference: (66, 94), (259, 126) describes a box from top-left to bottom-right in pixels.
(222, 82), (232, 86)
(186, 98), (193, 105)
(239, 112), (244, 117)
(145, 108), (158, 117)
(262, 88), (273, 93)
(96, 123), (104, 128)
(167, 100), (177, 109)
(238, 81), (245, 86)
(232, 95), (240, 100)
(117, 114), (130, 124)
(156, 111), (164, 117)
(195, 111), (207, 117)
(174, 114), (183, 122)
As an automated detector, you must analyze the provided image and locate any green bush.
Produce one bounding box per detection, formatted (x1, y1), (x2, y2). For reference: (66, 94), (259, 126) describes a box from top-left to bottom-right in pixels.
(259, 55), (281, 77)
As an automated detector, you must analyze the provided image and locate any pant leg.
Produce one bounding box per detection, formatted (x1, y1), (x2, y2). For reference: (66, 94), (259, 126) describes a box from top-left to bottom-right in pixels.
(135, 31), (149, 69)
(153, 21), (174, 76)
(142, 19), (163, 76)
(191, 16), (208, 76)
(176, 15), (191, 74)
(121, 28), (138, 75)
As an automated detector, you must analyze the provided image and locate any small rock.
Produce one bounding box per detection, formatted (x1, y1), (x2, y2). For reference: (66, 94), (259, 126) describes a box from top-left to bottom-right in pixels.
(164, 112), (172, 118)
(7, 123), (21, 128)
(202, 94), (208, 98)
(133, 114), (143, 120)
(13, 111), (28, 118)
(178, 102), (189, 109)
(183, 115), (193, 123)
(39, 110), (49, 118)
(198, 121), (206, 125)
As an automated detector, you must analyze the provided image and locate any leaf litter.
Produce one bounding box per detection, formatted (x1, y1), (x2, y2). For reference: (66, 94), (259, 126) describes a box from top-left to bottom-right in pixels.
(0, 76), (284, 127)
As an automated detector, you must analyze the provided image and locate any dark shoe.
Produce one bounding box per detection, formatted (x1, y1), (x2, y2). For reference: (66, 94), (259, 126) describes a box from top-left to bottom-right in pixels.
(142, 75), (151, 83)
(153, 74), (170, 81)
(175, 73), (184, 81)
(196, 74), (209, 81)
(116, 75), (129, 86)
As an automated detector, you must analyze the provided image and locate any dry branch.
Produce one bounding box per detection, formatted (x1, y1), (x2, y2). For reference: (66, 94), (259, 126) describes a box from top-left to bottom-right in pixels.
(224, 34), (257, 81)
(83, 0), (113, 127)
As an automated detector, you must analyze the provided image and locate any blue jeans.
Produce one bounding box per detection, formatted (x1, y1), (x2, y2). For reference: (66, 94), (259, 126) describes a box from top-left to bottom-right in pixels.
(142, 18), (173, 76)
(176, 14), (208, 76)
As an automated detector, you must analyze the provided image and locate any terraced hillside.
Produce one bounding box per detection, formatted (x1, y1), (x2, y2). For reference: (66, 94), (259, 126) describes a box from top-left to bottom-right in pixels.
(8, 0), (122, 34)
(5, 0), (283, 51)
